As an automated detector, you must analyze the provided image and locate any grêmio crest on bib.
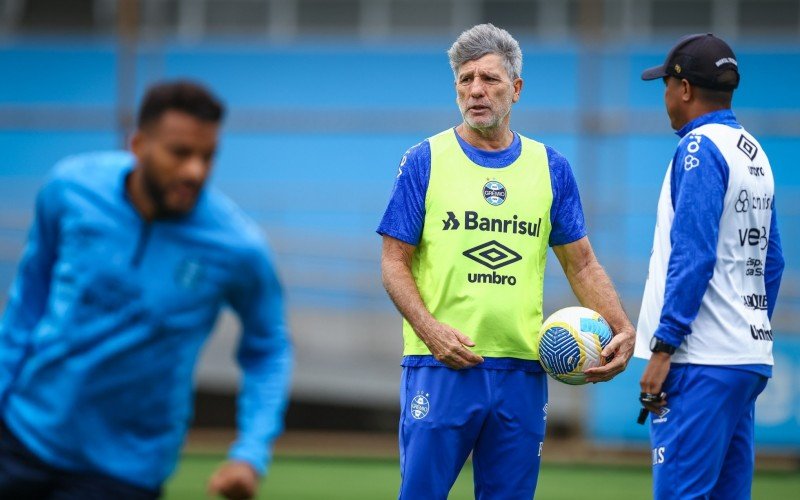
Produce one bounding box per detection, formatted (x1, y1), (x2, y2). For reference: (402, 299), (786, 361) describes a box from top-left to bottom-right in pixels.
(483, 179), (507, 206)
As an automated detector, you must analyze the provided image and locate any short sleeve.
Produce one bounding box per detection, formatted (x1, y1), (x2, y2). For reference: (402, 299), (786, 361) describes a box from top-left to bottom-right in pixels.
(546, 146), (587, 246)
(375, 141), (431, 246)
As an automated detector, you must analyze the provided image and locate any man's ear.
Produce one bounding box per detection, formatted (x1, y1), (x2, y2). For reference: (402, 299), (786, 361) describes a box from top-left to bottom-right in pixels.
(130, 129), (145, 157)
(512, 78), (523, 103)
(681, 79), (693, 103)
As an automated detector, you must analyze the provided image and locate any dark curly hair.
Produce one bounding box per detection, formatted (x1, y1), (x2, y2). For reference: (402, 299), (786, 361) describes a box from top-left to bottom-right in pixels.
(137, 80), (225, 129)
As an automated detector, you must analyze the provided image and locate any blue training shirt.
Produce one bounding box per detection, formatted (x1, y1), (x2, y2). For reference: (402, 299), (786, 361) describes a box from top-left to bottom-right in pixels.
(0, 152), (293, 488)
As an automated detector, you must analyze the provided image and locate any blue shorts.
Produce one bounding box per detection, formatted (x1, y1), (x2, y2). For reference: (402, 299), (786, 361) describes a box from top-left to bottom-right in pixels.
(399, 363), (548, 500)
(649, 364), (768, 500)
(0, 420), (159, 500)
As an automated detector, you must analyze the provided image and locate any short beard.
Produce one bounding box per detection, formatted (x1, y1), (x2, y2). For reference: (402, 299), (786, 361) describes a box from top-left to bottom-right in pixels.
(460, 102), (511, 133)
(463, 113), (501, 131)
(140, 161), (179, 219)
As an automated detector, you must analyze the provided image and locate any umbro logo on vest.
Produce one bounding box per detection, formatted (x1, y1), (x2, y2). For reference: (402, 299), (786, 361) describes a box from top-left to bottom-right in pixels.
(464, 240), (522, 286)
(463, 240), (522, 270)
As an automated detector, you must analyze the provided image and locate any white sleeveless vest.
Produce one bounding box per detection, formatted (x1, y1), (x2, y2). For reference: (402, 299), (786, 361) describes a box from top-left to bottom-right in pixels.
(635, 123), (775, 365)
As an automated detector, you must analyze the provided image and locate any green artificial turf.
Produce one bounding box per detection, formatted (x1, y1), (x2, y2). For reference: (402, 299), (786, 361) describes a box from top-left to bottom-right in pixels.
(165, 454), (800, 499)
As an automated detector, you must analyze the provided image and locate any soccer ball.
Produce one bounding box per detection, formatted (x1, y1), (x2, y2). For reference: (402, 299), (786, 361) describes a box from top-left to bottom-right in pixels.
(537, 307), (613, 385)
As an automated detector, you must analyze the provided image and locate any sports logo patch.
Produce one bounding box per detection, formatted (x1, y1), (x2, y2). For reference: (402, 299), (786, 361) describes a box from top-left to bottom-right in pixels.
(463, 240), (522, 270)
(737, 135), (758, 160)
(442, 211), (460, 230)
(683, 155), (700, 171)
(652, 407), (670, 424)
(397, 154), (407, 178)
(174, 257), (204, 290)
(483, 180), (507, 206)
(410, 392), (430, 420)
(735, 190), (749, 213)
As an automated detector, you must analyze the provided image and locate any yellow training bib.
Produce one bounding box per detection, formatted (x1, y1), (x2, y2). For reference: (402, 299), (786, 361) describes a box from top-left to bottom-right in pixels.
(403, 129), (553, 360)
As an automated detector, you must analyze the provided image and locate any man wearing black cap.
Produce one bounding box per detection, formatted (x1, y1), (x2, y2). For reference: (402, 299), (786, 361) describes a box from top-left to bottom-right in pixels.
(634, 34), (785, 499)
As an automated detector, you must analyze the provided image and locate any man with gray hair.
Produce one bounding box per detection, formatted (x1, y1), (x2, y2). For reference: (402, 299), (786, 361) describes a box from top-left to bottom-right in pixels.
(377, 23), (635, 498)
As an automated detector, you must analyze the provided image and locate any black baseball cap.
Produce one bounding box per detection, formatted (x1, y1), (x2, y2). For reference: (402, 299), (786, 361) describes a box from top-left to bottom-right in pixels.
(641, 33), (740, 91)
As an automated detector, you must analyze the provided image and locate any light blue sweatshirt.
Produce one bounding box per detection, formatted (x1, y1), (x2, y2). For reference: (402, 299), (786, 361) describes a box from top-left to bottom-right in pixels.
(0, 151), (293, 489)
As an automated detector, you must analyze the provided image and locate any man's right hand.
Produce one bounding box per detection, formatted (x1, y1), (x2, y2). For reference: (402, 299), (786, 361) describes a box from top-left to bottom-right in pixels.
(207, 460), (259, 500)
(381, 235), (482, 370)
(418, 320), (483, 369)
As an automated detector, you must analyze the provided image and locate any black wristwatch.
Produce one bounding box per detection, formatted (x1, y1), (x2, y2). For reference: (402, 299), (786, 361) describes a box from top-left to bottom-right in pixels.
(649, 337), (677, 355)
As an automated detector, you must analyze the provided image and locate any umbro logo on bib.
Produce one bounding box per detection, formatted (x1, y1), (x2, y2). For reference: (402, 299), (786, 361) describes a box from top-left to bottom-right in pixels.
(463, 240), (522, 270)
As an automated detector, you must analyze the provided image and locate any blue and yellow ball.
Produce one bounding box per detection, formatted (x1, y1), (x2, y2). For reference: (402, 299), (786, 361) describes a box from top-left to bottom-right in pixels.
(537, 307), (613, 385)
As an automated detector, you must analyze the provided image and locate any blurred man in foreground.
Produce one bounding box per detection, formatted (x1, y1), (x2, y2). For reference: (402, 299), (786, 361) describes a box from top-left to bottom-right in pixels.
(637, 34), (784, 499)
(0, 81), (292, 499)
(378, 23), (635, 499)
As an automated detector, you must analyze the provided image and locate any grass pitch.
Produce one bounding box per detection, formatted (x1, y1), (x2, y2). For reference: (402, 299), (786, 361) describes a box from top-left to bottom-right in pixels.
(165, 454), (799, 499)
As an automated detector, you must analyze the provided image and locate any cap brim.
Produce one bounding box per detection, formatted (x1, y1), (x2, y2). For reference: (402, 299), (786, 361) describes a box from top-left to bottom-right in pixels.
(641, 64), (668, 80)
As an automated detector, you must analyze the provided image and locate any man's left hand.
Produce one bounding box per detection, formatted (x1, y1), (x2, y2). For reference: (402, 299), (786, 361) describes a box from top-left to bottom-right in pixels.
(207, 460), (260, 500)
(583, 326), (635, 383)
(639, 352), (672, 414)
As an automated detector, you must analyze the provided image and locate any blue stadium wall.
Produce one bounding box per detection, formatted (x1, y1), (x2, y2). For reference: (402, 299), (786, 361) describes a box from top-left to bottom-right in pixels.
(0, 37), (797, 450)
